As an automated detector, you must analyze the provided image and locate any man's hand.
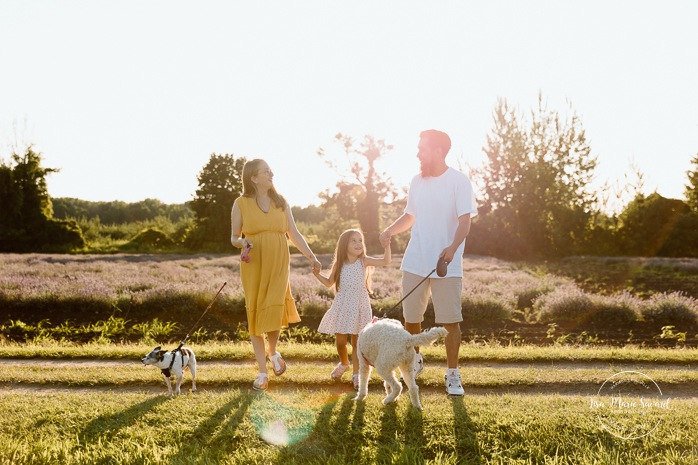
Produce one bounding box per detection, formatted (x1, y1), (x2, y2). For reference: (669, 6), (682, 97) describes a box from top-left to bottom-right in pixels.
(439, 246), (457, 265)
(379, 230), (391, 248)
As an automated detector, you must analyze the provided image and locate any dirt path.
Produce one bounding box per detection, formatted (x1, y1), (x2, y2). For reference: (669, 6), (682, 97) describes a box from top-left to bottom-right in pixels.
(2, 359), (696, 399)
(2, 382), (696, 400)
(0, 358), (696, 370)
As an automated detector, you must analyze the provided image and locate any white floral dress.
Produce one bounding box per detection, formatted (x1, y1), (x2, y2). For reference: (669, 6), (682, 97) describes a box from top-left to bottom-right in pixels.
(318, 259), (373, 335)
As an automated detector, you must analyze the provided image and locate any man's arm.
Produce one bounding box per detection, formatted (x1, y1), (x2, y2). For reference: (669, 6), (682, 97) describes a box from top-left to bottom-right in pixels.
(439, 213), (471, 263)
(379, 213), (414, 247)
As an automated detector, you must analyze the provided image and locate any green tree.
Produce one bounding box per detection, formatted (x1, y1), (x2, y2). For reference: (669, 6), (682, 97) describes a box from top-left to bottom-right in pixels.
(291, 204), (326, 224)
(186, 153), (246, 251)
(617, 193), (691, 256)
(660, 210), (698, 257)
(52, 197), (193, 224)
(318, 134), (396, 253)
(0, 146), (84, 252)
(471, 95), (599, 259)
(685, 153), (698, 212)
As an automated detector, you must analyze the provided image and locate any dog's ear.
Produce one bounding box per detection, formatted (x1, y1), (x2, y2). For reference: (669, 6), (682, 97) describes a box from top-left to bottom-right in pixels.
(154, 346), (161, 351)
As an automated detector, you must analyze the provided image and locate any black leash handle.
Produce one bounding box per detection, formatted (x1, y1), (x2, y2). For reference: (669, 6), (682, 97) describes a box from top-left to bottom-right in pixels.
(381, 269), (436, 319)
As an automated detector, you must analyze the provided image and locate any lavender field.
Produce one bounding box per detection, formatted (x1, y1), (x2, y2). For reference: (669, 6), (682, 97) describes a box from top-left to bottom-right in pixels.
(1, 253), (697, 346)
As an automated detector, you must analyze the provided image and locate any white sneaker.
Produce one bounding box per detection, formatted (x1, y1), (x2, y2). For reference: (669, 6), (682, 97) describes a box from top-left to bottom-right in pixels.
(413, 353), (424, 378)
(445, 370), (464, 396)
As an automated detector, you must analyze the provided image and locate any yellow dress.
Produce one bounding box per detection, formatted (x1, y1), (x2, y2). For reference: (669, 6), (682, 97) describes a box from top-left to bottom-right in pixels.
(237, 196), (300, 335)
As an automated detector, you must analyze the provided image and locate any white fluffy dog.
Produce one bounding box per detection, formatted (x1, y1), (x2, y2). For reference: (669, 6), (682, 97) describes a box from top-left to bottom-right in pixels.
(354, 318), (448, 410)
(141, 346), (197, 397)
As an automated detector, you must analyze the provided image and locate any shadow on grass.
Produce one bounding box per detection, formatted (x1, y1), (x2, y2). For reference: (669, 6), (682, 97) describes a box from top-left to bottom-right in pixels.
(79, 395), (168, 444)
(167, 391), (254, 464)
(376, 400), (427, 464)
(376, 402), (399, 462)
(276, 395), (352, 463)
(278, 391), (480, 464)
(404, 405), (424, 451)
(350, 395), (366, 437)
(275, 393), (375, 463)
(451, 396), (482, 464)
(278, 392), (430, 464)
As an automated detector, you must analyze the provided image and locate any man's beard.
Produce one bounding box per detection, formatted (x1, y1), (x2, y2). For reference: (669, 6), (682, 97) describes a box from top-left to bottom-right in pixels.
(420, 158), (436, 177)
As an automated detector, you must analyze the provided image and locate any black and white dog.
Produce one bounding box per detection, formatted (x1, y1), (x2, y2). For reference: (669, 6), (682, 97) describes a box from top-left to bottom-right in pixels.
(141, 346), (197, 397)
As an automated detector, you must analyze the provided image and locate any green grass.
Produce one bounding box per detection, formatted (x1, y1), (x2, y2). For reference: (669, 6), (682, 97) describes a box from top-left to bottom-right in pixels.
(2, 340), (698, 364)
(1, 389), (695, 464)
(2, 343), (696, 464)
(2, 362), (698, 391)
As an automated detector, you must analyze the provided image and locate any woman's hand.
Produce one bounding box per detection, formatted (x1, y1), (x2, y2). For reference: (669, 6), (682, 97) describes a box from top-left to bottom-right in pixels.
(309, 257), (321, 274)
(232, 237), (253, 249)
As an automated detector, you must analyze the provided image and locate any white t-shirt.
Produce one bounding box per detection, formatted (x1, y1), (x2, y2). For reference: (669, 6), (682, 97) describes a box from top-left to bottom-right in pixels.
(401, 167), (478, 278)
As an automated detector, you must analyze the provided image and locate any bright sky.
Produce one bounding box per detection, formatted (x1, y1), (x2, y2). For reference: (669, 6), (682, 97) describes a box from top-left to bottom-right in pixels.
(1, 1), (697, 210)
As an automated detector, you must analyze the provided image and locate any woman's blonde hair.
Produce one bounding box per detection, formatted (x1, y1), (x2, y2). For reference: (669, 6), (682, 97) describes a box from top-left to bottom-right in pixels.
(241, 159), (287, 210)
(329, 229), (373, 294)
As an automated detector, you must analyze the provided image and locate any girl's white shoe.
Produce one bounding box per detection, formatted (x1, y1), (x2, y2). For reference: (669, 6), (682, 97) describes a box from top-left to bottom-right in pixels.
(331, 363), (350, 379)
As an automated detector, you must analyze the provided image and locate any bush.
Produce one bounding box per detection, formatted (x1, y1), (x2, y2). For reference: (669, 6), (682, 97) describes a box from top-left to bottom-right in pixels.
(588, 292), (640, 328)
(280, 325), (333, 344)
(122, 228), (174, 252)
(514, 285), (556, 311)
(534, 286), (594, 327)
(641, 292), (698, 328)
(41, 219), (86, 251)
(132, 318), (179, 345)
(1, 319), (44, 342)
(299, 300), (330, 318)
(371, 298), (402, 319)
(87, 316), (130, 343)
(617, 193), (691, 257)
(462, 295), (514, 326)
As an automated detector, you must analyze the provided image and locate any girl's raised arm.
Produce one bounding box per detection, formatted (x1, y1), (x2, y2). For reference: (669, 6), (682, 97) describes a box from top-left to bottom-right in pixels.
(363, 239), (392, 267)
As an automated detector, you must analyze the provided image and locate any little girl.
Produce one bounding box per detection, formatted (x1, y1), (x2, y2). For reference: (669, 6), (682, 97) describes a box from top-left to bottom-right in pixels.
(313, 228), (391, 389)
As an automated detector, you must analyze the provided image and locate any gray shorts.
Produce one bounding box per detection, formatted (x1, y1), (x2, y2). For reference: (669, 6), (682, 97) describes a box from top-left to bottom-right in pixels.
(401, 271), (463, 324)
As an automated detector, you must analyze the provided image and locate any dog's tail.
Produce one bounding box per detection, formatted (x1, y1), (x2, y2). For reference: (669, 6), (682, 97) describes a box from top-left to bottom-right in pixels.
(406, 327), (448, 347)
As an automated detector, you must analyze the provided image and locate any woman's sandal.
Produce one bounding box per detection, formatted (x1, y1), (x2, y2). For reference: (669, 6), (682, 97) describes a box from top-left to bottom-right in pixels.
(269, 352), (287, 376)
(252, 373), (269, 391)
(352, 374), (360, 390)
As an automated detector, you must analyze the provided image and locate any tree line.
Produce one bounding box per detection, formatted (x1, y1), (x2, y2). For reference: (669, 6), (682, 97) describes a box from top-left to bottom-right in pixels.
(2, 96), (698, 258)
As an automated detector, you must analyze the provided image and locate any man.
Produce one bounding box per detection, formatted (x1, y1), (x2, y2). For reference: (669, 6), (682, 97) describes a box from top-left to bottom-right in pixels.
(379, 129), (477, 396)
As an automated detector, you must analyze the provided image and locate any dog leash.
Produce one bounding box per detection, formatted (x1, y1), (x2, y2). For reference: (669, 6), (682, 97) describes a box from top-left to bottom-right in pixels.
(379, 255), (450, 320)
(380, 268), (436, 319)
(356, 267), (437, 368)
(166, 282), (227, 374)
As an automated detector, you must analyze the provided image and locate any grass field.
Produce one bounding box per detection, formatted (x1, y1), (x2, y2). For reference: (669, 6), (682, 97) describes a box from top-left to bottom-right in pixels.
(1, 341), (697, 464)
(3, 340), (698, 363)
(3, 388), (696, 465)
(2, 254), (698, 463)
